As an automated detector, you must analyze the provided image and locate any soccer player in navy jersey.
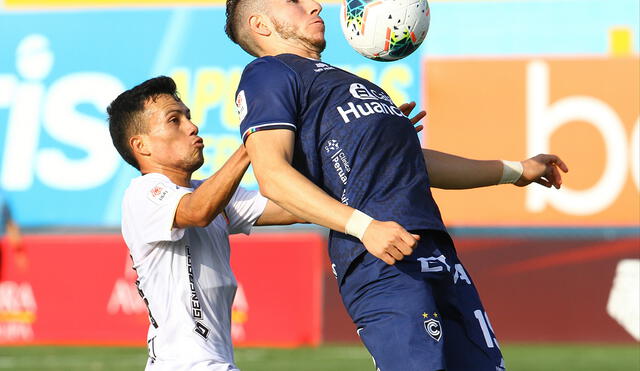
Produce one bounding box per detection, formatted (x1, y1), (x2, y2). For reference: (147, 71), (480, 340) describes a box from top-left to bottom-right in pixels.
(225, 1), (568, 370)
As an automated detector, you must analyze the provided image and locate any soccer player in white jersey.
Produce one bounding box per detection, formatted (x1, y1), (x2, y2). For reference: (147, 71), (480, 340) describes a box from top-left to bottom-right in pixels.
(107, 76), (302, 371)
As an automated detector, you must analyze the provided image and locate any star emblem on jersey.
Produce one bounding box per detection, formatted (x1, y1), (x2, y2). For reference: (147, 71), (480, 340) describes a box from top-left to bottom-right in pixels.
(324, 139), (340, 152)
(424, 318), (442, 342)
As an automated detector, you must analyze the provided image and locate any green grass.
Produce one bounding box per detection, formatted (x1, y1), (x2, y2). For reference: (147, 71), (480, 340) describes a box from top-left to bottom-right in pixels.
(0, 343), (638, 370)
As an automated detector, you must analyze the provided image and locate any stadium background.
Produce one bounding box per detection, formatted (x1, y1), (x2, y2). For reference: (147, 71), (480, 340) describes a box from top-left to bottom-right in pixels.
(0, 0), (638, 369)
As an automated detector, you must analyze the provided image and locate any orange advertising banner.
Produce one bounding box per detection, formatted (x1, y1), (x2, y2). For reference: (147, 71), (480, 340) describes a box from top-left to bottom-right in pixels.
(423, 57), (640, 226)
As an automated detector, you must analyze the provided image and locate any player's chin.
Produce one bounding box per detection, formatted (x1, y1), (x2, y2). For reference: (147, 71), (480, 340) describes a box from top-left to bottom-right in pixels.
(188, 159), (204, 173)
(186, 152), (205, 172)
(311, 37), (326, 53)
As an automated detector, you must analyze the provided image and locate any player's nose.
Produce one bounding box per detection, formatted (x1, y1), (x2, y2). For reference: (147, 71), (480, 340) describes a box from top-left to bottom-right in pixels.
(309, 0), (322, 16)
(187, 120), (199, 136)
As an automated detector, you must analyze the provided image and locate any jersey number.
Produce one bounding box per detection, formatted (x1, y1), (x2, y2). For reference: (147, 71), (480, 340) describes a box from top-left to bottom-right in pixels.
(474, 309), (499, 349)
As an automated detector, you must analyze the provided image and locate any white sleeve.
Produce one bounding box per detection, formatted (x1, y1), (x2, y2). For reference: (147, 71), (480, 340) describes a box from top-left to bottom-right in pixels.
(224, 187), (268, 235)
(122, 176), (192, 244)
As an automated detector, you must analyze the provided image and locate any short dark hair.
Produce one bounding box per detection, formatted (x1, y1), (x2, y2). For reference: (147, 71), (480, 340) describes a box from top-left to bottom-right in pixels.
(225, 0), (260, 57)
(225, 0), (241, 45)
(107, 76), (179, 170)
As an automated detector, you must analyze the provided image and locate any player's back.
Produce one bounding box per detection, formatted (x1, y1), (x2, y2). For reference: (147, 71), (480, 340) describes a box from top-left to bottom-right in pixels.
(237, 54), (447, 281)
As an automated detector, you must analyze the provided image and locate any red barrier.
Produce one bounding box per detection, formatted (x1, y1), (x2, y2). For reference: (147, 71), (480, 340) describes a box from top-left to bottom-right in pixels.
(321, 236), (640, 344)
(1, 234), (637, 345)
(0, 233), (325, 346)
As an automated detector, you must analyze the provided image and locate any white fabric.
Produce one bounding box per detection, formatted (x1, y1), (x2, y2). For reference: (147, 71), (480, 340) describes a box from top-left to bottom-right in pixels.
(499, 160), (524, 184)
(121, 173), (267, 370)
(345, 209), (373, 240)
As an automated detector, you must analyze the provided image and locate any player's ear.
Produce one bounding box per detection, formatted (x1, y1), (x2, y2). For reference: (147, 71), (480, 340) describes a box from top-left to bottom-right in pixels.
(130, 135), (151, 157)
(248, 14), (272, 37)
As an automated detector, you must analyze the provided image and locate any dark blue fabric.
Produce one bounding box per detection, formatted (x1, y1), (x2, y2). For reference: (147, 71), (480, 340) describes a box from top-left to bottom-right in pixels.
(237, 54), (447, 283)
(340, 232), (505, 371)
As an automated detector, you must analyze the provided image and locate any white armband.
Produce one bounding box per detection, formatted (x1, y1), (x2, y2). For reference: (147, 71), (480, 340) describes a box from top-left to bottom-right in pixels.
(345, 209), (373, 240)
(500, 160), (524, 184)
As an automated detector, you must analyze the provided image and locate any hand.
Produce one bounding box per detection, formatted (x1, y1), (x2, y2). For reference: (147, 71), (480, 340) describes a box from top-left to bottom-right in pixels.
(515, 154), (569, 189)
(361, 220), (420, 265)
(398, 101), (426, 134)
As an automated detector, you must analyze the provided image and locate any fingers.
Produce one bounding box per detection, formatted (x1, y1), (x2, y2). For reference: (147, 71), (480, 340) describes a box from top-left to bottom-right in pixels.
(386, 246), (405, 262)
(410, 110), (427, 125)
(550, 164), (562, 189)
(380, 253), (396, 265)
(557, 159), (569, 173)
(385, 230), (419, 263)
(547, 154), (569, 173)
(399, 101), (416, 116)
(363, 221), (420, 265)
(535, 178), (552, 188)
(541, 154), (567, 189)
(526, 154), (569, 189)
(414, 124), (424, 133)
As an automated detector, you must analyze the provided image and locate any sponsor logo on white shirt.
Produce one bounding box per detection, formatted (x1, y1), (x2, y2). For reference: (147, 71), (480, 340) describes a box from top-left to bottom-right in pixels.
(148, 183), (170, 204)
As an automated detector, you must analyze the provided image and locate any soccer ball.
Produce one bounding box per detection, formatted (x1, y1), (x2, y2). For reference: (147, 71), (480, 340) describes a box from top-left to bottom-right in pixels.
(340, 0), (431, 61)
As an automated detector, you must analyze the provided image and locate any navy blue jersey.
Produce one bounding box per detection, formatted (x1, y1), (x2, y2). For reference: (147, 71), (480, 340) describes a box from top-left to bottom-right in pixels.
(237, 54), (447, 282)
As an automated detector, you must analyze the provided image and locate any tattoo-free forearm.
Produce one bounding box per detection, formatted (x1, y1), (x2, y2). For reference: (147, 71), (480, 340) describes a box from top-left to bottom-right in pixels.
(423, 149), (503, 189)
(253, 158), (354, 232)
(174, 146), (250, 228)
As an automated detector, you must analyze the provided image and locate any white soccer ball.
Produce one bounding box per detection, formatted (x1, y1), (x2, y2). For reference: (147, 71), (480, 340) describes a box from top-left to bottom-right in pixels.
(340, 0), (431, 61)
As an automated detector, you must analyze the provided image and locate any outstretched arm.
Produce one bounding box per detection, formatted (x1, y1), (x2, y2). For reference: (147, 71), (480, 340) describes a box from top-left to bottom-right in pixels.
(423, 149), (569, 189)
(245, 129), (419, 265)
(396, 101), (569, 190)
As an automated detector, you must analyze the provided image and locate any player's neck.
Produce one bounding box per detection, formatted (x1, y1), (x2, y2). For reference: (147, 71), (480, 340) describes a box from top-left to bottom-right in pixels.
(140, 165), (192, 187)
(262, 41), (320, 60)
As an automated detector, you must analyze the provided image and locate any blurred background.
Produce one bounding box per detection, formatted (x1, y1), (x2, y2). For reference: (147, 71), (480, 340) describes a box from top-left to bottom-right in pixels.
(0, 0), (638, 370)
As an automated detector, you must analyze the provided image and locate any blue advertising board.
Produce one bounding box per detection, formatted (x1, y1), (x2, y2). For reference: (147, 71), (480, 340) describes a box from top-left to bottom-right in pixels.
(0, 0), (637, 227)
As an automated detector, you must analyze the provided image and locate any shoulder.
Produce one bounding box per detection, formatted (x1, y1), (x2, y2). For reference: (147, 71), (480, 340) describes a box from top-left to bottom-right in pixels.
(124, 173), (180, 205)
(241, 55), (306, 82)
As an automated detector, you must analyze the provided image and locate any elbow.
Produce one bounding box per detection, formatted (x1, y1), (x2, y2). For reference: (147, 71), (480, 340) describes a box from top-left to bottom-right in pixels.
(183, 209), (216, 228)
(255, 173), (279, 201)
(192, 218), (211, 228)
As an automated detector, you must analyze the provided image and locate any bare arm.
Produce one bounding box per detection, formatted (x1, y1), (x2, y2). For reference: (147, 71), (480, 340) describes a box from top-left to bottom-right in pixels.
(255, 200), (305, 226)
(424, 149), (569, 189)
(245, 129), (419, 265)
(174, 146), (250, 228)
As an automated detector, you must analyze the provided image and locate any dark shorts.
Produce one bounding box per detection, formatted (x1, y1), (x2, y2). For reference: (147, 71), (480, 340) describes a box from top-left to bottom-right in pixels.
(339, 232), (505, 371)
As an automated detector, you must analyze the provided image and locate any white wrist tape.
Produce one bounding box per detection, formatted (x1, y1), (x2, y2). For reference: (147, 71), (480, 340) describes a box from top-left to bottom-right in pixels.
(500, 160), (524, 184)
(345, 209), (373, 240)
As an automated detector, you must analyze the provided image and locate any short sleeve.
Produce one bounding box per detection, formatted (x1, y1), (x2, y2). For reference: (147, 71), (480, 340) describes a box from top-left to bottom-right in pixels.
(237, 57), (300, 143)
(121, 174), (192, 244)
(224, 187), (268, 235)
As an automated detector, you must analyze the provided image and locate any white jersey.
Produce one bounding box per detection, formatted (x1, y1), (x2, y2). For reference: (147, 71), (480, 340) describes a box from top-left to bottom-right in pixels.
(121, 173), (267, 371)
